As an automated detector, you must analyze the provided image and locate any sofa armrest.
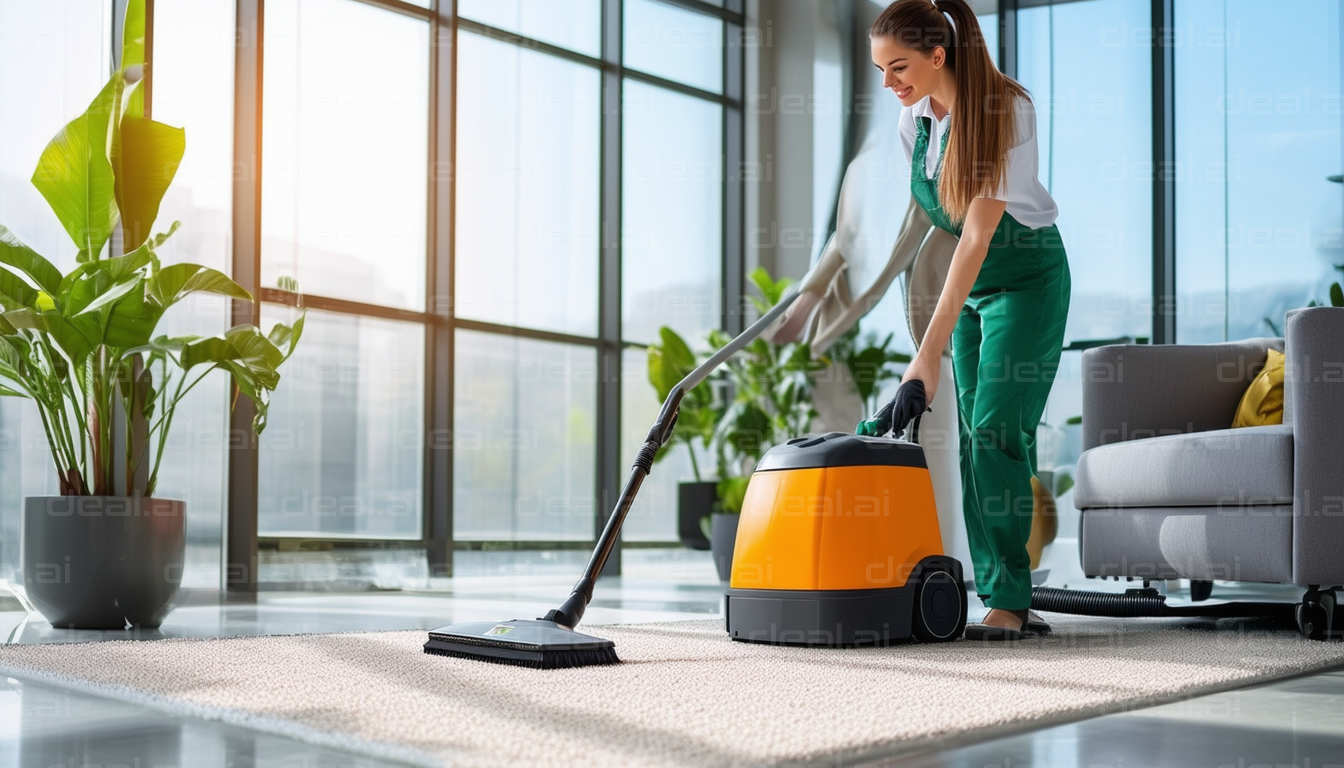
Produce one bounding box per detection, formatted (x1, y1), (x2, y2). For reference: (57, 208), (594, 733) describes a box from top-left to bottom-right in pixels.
(1286, 307), (1344, 586)
(1081, 338), (1283, 451)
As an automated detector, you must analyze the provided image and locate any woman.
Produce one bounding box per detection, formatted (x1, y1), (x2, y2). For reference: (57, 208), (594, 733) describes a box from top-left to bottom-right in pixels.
(871, 0), (1071, 640)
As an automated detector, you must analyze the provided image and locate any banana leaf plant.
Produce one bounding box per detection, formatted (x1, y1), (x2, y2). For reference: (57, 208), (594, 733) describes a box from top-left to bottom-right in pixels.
(0, 0), (302, 498)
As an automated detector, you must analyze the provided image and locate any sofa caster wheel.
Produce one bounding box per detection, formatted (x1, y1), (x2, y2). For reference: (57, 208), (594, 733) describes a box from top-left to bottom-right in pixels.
(1189, 580), (1213, 602)
(1297, 587), (1338, 641)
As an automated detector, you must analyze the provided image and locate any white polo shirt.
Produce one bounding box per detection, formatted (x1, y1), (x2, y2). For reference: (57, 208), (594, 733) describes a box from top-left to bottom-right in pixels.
(899, 92), (1059, 230)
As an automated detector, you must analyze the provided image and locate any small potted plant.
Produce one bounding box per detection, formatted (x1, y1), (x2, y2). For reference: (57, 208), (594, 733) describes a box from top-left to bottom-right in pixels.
(0, 1), (302, 629)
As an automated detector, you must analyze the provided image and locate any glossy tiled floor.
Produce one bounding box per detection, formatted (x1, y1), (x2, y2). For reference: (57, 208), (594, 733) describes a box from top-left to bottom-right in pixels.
(2, 549), (1342, 767)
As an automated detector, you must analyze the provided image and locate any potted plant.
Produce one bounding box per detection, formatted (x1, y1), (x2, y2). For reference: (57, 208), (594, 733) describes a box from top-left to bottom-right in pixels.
(0, 2), (302, 629)
(647, 327), (724, 550)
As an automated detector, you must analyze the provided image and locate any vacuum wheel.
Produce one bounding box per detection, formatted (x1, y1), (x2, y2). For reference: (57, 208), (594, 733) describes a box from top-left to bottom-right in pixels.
(912, 566), (967, 643)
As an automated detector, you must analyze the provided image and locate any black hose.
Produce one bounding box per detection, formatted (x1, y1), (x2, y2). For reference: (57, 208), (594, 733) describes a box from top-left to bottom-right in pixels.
(1031, 586), (1167, 617)
(1031, 586), (1298, 622)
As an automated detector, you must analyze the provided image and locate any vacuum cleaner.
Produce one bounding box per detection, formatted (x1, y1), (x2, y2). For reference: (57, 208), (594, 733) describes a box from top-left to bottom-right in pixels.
(724, 399), (967, 646)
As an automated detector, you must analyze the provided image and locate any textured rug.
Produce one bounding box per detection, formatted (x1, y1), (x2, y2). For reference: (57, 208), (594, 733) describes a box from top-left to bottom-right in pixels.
(2, 615), (1344, 767)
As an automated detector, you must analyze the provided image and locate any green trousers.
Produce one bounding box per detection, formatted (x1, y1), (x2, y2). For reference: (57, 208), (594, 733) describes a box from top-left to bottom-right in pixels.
(910, 115), (1072, 610)
(950, 221), (1071, 610)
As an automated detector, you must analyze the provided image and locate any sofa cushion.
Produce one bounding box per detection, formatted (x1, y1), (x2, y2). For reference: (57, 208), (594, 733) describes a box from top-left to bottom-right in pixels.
(1080, 505), (1294, 583)
(1073, 424), (1293, 509)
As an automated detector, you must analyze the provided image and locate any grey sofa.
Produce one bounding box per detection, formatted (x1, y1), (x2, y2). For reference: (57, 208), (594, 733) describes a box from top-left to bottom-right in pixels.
(1073, 307), (1344, 593)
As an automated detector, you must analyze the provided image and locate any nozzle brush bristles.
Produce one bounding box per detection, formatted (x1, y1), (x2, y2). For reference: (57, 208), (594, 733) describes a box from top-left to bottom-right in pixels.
(424, 645), (620, 669)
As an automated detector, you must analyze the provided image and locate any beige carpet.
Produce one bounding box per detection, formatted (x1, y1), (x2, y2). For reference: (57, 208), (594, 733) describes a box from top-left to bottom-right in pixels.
(2, 615), (1344, 767)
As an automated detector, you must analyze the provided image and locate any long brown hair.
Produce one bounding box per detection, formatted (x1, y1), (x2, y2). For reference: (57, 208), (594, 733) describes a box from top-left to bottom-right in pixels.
(871, 0), (1030, 227)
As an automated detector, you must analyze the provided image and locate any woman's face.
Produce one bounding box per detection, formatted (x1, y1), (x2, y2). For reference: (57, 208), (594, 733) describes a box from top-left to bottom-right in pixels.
(870, 36), (943, 106)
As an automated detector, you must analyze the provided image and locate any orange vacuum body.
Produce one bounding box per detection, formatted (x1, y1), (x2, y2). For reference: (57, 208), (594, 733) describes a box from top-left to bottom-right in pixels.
(725, 432), (967, 646)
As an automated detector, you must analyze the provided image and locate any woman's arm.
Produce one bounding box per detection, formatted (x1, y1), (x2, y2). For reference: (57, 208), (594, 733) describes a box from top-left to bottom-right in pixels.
(901, 196), (1007, 406)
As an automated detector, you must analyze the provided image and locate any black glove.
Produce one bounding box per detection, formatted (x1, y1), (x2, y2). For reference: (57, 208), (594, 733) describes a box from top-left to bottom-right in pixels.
(856, 379), (929, 438)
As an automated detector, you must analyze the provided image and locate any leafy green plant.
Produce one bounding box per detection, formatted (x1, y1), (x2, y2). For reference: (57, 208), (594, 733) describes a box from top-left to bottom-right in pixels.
(0, 0), (301, 498)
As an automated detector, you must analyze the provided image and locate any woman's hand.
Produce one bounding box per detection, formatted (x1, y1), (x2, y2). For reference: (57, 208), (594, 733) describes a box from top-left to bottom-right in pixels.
(901, 350), (941, 408)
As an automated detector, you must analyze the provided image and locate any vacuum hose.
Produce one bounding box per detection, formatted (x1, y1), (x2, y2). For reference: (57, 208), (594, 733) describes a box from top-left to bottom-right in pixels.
(1031, 586), (1167, 617)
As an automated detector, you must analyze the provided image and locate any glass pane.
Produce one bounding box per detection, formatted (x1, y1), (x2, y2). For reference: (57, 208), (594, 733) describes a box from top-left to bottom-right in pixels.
(0, 0), (111, 587)
(453, 332), (596, 541)
(624, 0), (724, 94)
(455, 32), (600, 337)
(262, 0), (429, 310)
(144, 0), (238, 588)
(457, 0), (601, 58)
(1175, 0), (1341, 342)
(258, 309), (426, 539)
(622, 80), (723, 345)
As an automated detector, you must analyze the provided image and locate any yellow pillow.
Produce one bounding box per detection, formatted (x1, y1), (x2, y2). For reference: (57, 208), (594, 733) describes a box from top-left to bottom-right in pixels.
(1232, 348), (1285, 427)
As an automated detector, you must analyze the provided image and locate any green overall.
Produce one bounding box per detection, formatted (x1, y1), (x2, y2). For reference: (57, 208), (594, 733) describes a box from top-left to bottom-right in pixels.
(911, 114), (1071, 611)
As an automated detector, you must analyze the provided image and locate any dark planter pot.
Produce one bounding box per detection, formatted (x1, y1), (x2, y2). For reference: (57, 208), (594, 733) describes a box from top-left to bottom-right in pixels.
(710, 512), (740, 583)
(23, 497), (186, 629)
(677, 481), (716, 550)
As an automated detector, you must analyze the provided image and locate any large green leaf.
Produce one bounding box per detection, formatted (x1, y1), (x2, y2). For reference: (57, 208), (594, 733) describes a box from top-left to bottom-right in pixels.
(0, 384), (25, 398)
(102, 285), (158, 350)
(75, 274), (143, 318)
(225, 325), (283, 379)
(647, 326), (697, 402)
(114, 116), (185, 251)
(0, 226), (62, 294)
(266, 313), (306, 363)
(178, 328), (287, 434)
(149, 263), (252, 308)
(0, 266), (37, 311)
(3, 309), (92, 364)
(31, 76), (121, 259)
(100, 242), (156, 283)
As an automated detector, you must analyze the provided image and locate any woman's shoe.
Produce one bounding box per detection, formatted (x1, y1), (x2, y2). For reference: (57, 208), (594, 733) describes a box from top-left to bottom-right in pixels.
(963, 608), (1033, 641)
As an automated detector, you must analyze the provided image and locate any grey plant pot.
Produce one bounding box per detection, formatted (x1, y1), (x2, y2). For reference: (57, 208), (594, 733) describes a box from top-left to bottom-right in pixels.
(710, 512), (740, 583)
(23, 496), (186, 629)
(677, 481), (716, 550)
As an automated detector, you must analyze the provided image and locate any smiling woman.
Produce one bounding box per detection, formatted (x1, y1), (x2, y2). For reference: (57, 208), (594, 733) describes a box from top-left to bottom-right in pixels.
(867, 0), (1072, 642)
